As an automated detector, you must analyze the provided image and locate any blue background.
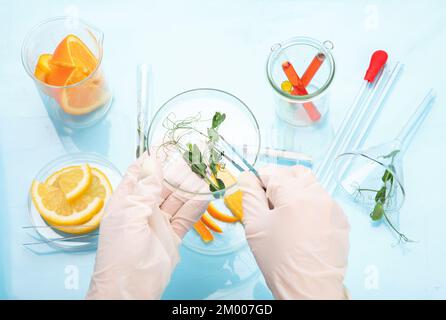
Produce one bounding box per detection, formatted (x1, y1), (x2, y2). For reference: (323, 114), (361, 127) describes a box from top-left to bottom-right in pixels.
(1, 0), (445, 299)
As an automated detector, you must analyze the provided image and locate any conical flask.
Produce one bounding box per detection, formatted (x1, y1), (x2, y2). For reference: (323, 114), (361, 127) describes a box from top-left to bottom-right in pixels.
(333, 89), (436, 212)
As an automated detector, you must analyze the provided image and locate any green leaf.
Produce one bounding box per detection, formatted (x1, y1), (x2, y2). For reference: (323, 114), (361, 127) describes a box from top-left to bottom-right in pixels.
(192, 144), (203, 163)
(209, 162), (218, 176)
(191, 163), (207, 178)
(212, 112), (226, 129)
(209, 178), (225, 192)
(183, 144), (207, 179)
(382, 169), (392, 183)
(216, 178), (225, 190)
(210, 149), (222, 163)
(207, 128), (219, 143)
(370, 202), (384, 221)
(375, 186), (386, 203)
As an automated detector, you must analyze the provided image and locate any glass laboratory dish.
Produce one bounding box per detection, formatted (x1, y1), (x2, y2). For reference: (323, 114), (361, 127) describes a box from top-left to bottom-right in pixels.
(27, 153), (122, 251)
(147, 88), (261, 255)
(266, 36), (335, 127)
(21, 17), (113, 132)
(147, 88), (261, 200)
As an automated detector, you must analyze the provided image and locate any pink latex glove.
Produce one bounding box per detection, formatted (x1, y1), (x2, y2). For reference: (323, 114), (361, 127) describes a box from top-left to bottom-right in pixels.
(86, 153), (208, 299)
(238, 165), (350, 300)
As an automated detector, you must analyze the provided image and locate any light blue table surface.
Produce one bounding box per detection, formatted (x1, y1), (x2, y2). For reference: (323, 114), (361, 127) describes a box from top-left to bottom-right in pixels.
(1, 0), (445, 299)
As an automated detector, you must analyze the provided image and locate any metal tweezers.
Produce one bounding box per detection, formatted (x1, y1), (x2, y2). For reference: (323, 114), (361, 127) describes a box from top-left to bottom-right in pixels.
(217, 134), (265, 189)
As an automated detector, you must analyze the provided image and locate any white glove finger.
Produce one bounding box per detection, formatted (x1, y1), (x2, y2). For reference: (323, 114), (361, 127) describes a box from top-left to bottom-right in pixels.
(170, 198), (209, 238)
(265, 165), (319, 209)
(160, 157), (192, 200)
(110, 155), (145, 201)
(238, 171), (269, 229)
(128, 156), (164, 212)
(160, 167), (208, 217)
(257, 164), (290, 186)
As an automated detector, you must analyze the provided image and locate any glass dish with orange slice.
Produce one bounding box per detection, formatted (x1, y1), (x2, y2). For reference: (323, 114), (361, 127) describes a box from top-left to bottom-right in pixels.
(27, 153), (122, 251)
(147, 89), (261, 255)
(22, 17), (113, 130)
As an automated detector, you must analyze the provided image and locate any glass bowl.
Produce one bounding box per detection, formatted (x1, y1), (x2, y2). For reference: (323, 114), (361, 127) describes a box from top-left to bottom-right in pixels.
(147, 88), (261, 200)
(147, 88), (261, 255)
(27, 153), (122, 251)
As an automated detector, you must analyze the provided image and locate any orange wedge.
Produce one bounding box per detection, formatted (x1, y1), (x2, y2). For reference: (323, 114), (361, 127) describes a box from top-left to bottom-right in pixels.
(194, 220), (214, 243)
(34, 54), (53, 82)
(207, 202), (239, 223)
(58, 74), (110, 115)
(224, 190), (244, 220)
(51, 34), (98, 75)
(201, 213), (222, 233)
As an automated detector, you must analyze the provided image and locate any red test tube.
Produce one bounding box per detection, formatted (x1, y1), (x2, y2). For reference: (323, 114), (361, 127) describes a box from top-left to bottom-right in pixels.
(282, 61), (321, 122)
(301, 52), (325, 87)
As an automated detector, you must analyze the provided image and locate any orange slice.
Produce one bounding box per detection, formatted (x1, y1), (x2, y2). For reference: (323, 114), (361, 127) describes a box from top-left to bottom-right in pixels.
(58, 74), (110, 115)
(207, 202), (239, 223)
(51, 34), (97, 75)
(224, 190), (244, 220)
(46, 166), (113, 234)
(34, 54), (53, 82)
(53, 164), (92, 202)
(31, 181), (103, 227)
(194, 220), (214, 243)
(201, 213), (222, 233)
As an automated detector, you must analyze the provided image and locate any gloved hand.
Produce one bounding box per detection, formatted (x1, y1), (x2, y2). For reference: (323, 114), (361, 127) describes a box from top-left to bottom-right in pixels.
(86, 153), (208, 299)
(238, 165), (350, 300)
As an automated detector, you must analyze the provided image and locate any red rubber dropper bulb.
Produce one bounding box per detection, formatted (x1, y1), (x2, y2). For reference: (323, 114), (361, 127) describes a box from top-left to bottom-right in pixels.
(364, 50), (388, 82)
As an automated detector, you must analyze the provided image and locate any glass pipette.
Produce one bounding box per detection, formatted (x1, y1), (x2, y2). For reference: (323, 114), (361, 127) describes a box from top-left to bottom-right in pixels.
(325, 61), (404, 193)
(316, 50), (389, 184)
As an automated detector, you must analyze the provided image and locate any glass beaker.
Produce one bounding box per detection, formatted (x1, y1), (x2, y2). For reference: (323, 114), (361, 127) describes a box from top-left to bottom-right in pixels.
(21, 17), (112, 131)
(266, 37), (335, 127)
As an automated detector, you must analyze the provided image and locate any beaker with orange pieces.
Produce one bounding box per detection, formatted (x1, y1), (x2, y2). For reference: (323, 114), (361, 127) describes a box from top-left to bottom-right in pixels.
(22, 16), (112, 131)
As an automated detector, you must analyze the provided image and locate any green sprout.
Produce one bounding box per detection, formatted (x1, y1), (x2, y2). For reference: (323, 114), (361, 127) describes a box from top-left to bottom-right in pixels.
(160, 111), (227, 195)
(357, 150), (413, 244)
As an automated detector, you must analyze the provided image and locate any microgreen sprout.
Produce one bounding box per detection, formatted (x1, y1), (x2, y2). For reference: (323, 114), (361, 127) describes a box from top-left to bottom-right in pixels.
(357, 150), (413, 244)
(159, 111), (227, 195)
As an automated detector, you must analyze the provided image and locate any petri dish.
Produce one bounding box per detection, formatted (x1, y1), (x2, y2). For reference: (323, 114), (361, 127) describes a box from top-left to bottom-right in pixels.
(27, 153), (122, 251)
(147, 88), (261, 255)
(147, 88), (261, 200)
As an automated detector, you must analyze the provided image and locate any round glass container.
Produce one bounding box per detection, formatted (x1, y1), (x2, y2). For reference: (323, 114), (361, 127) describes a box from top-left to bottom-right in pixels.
(27, 153), (122, 251)
(147, 88), (261, 255)
(147, 88), (261, 201)
(266, 36), (335, 127)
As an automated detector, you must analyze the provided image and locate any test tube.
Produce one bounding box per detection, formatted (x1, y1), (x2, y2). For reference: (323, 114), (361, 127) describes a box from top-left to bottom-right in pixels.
(136, 64), (152, 158)
(301, 52), (325, 87)
(282, 61), (321, 121)
(316, 50), (389, 186)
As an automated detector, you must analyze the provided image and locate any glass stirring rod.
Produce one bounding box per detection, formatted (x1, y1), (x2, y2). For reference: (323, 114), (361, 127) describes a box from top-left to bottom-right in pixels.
(136, 64), (152, 158)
